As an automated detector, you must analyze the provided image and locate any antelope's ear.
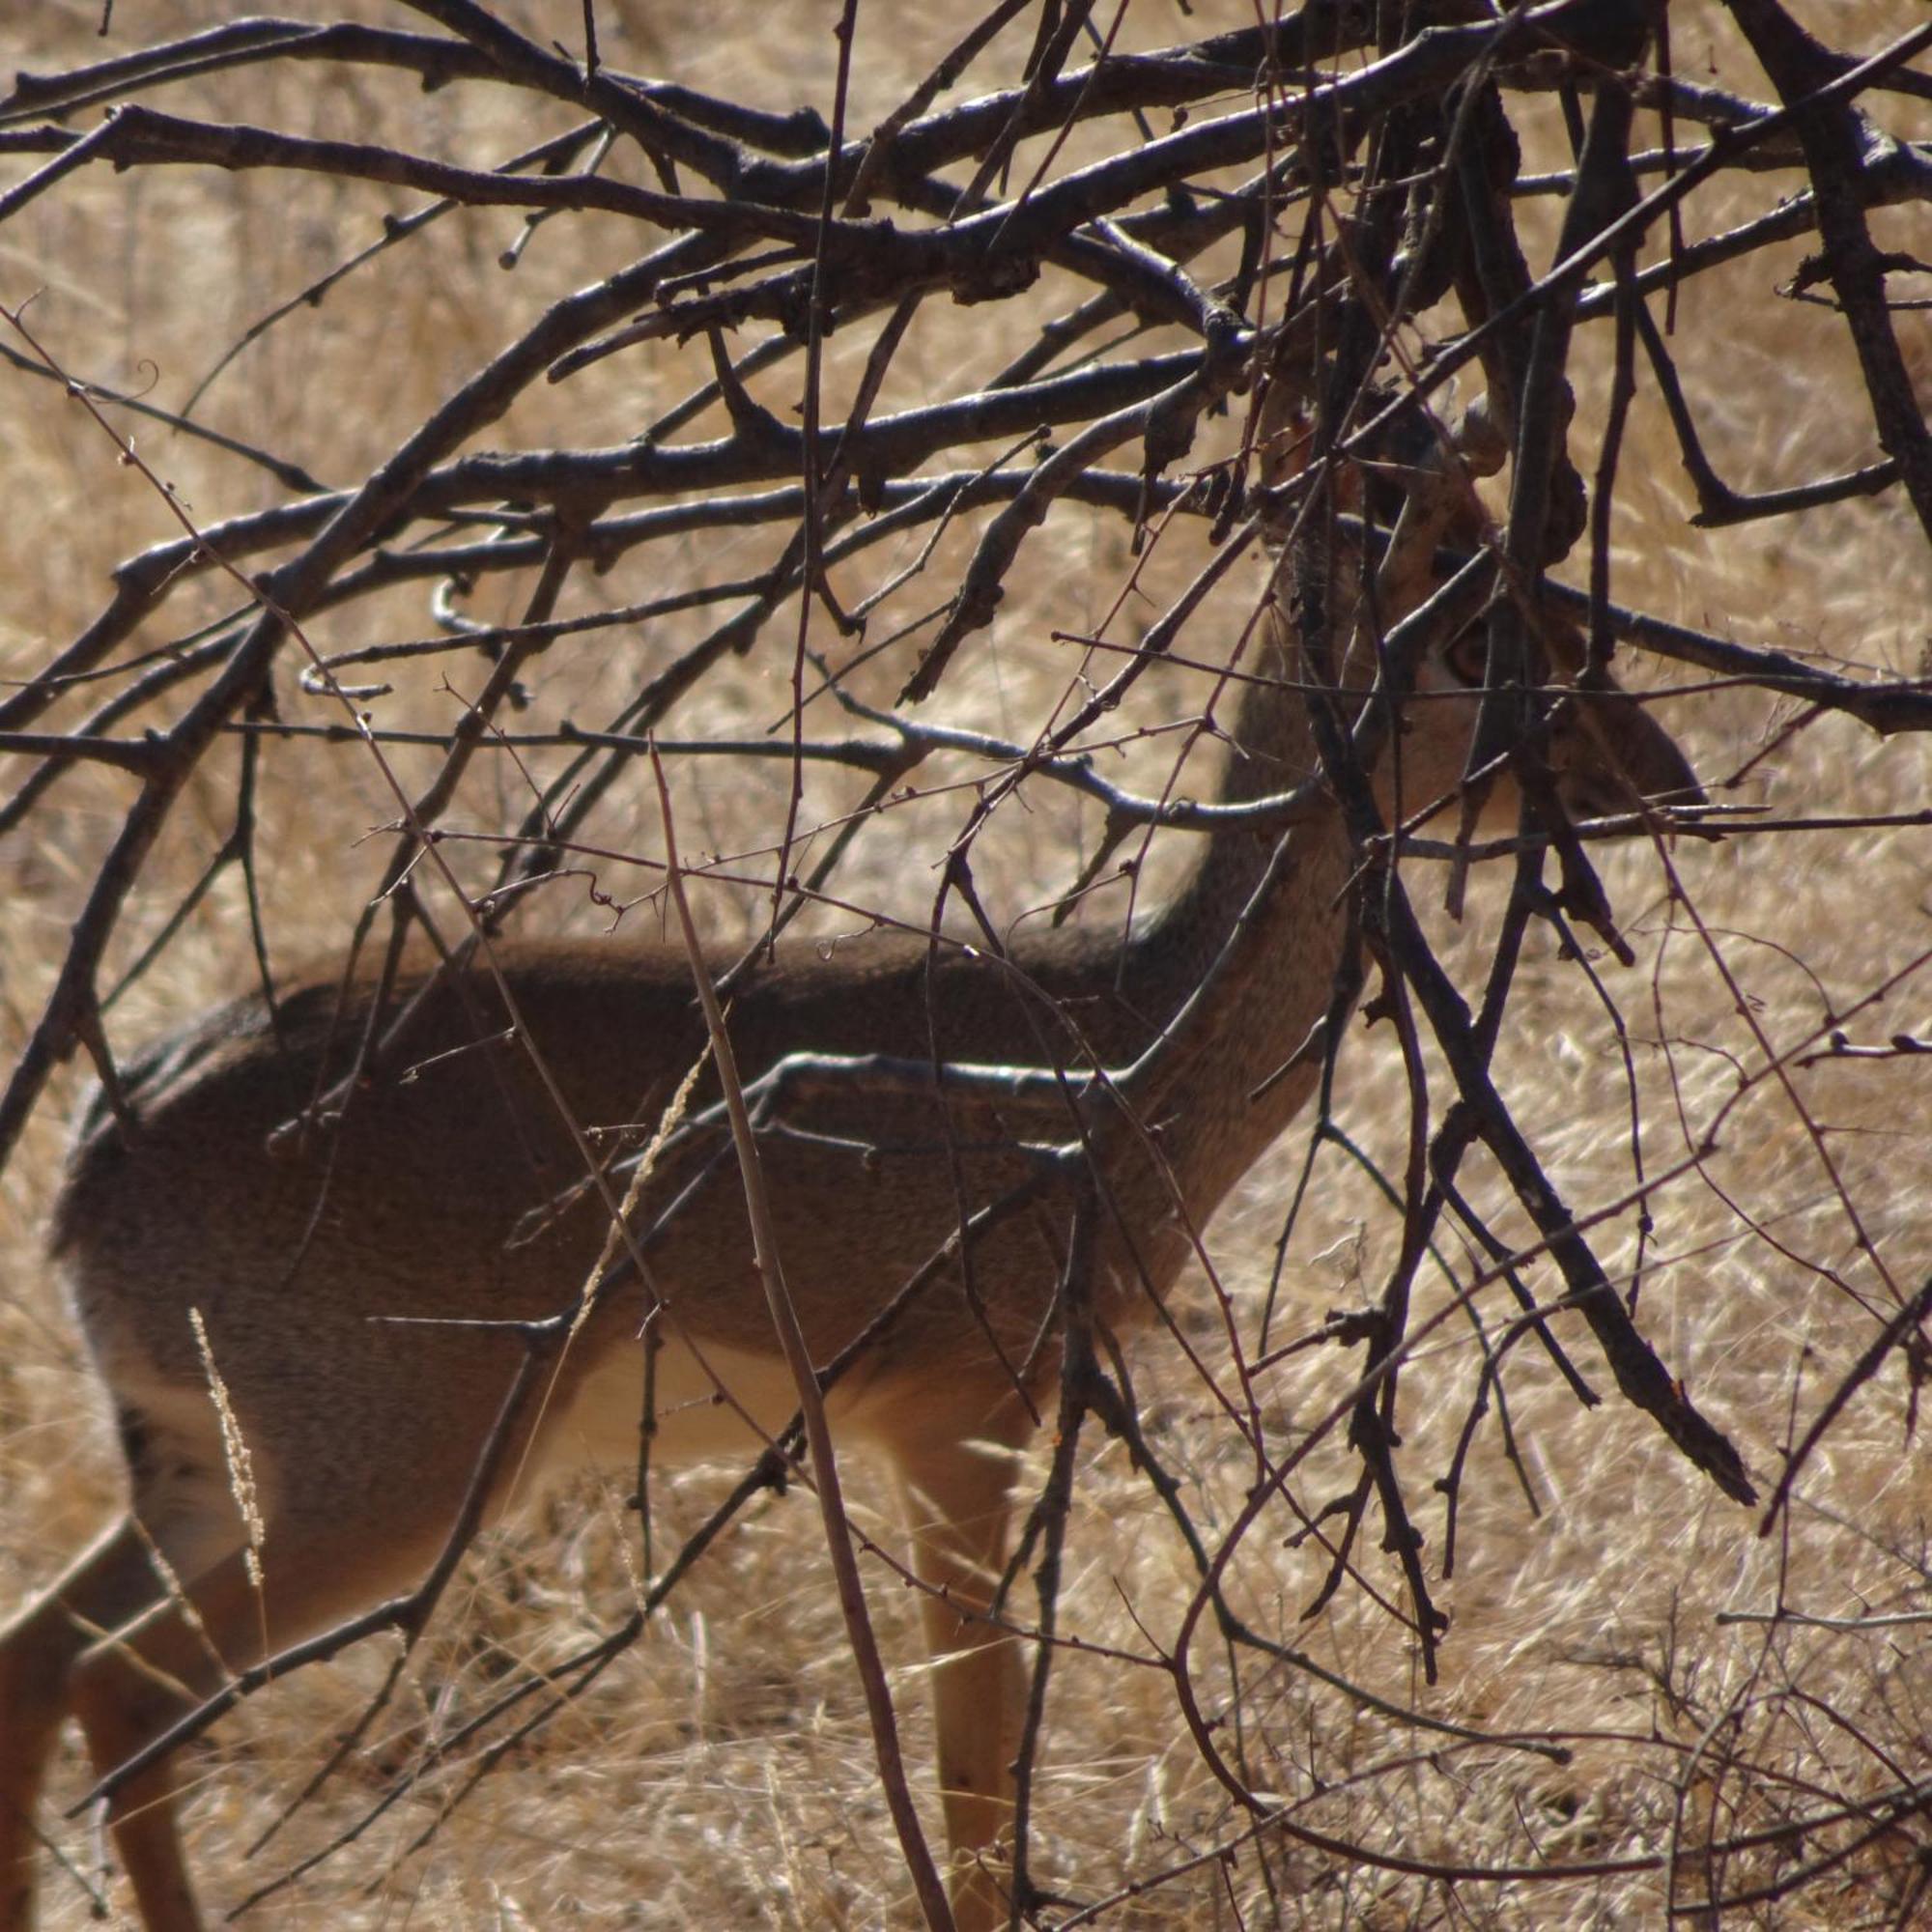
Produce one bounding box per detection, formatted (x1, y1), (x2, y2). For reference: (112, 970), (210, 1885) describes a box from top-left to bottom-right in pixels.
(1564, 668), (1707, 817)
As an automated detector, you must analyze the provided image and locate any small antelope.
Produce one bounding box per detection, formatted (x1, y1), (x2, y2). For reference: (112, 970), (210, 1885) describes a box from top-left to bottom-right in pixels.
(0, 392), (1700, 1931)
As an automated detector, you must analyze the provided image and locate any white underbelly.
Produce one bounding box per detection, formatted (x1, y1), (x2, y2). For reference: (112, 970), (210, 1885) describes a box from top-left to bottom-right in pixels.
(527, 1329), (825, 1484)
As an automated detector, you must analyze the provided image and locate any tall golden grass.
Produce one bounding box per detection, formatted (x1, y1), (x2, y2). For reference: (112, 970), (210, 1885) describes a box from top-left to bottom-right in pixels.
(3, 3), (1930, 1925)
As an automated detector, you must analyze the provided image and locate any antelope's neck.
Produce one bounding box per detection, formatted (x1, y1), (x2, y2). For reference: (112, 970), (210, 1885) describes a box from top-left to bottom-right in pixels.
(1110, 625), (1360, 1215)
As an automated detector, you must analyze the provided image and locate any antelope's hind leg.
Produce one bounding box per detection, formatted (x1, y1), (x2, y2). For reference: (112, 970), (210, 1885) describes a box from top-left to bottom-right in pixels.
(2, 1365), (253, 1930)
(0, 1367), (289, 1932)
(0, 1517), (188, 1932)
(0, 1379), (286, 1932)
(0, 1381), (473, 1932)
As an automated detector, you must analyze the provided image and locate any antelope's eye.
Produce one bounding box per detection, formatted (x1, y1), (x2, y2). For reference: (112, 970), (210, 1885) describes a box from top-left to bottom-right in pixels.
(1443, 626), (1489, 687)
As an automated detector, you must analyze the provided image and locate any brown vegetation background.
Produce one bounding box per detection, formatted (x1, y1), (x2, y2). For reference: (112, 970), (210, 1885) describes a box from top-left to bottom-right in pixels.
(3, 2), (1930, 1925)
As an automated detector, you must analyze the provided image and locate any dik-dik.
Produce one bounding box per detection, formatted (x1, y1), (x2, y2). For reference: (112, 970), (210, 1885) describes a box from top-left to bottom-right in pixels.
(0, 415), (1701, 1931)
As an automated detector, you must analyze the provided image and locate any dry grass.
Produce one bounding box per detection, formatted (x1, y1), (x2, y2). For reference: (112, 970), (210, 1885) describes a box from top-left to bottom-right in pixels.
(3, 3), (1931, 1927)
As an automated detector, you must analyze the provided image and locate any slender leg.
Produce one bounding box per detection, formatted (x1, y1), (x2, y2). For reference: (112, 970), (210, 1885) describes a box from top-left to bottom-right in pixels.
(68, 1501), (466, 1932)
(6, 1494), (458, 1932)
(63, 1545), (276, 1932)
(892, 1409), (1031, 1932)
(0, 1518), (181, 1932)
